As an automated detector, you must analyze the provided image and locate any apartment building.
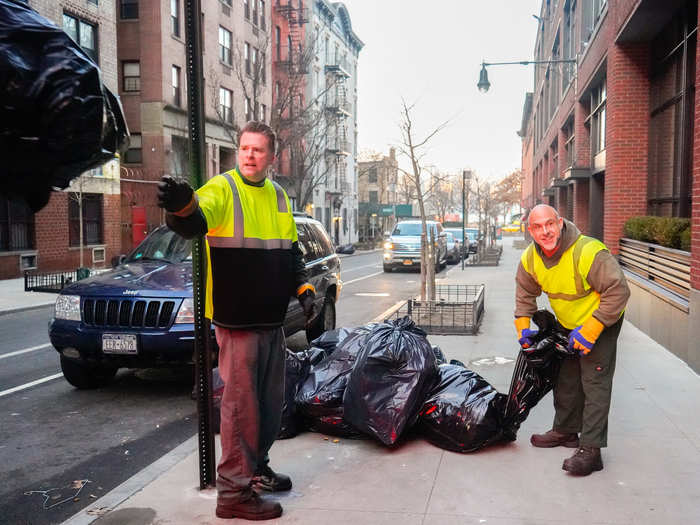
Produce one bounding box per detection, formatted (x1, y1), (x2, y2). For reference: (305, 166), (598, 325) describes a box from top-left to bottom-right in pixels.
(520, 0), (700, 371)
(116, 0), (272, 252)
(307, 0), (362, 246)
(357, 148), (399, 241)
(0, 0), (121, 279)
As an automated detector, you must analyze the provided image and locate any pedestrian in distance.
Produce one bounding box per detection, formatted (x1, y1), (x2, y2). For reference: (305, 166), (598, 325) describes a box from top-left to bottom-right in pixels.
(514, 204), (630, 476)
(157, 121), (317, 520)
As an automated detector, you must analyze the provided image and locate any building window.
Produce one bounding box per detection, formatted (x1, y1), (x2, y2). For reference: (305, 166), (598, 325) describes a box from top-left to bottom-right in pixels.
(63, 13), (98, 63)
(244, 0), (250, 20)
(122, 61), (140, 92)
(648, 4), (696, 217)
(219, 87), (233, 123)
(252, 0), (258, 25)
(124, 133), (142, 164)
(260, 51), (266, 83)
(274, 81), (280, 102)
(260, 103), (266, 122)
(69, 194), (103, 247)
(219, 26), (232, 65)
(369, 190), (378, 203)
(0, 196), (35, 251)
(582, 0), (607, 47)
(172, 65), (181, 107)
(368, 166), (377, 183)
(588, 79), (606, 155)
(120, 0), (138, 19)
(171, 0), (180, 37)
(276, 26), (281, 60)
(259, 0), (266, 30)
(563, 118), (575, 168)
(245, 97), (252, 121)
(245, 42), (251, 74)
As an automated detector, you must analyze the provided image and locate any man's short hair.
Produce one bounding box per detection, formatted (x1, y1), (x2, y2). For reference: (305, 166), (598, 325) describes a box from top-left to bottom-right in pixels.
(240, 121), (276, 154)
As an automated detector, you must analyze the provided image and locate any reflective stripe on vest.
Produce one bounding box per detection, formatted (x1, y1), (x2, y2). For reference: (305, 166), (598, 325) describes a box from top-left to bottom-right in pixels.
(206, 172), (292, 249)
(522, 235), (605, 329)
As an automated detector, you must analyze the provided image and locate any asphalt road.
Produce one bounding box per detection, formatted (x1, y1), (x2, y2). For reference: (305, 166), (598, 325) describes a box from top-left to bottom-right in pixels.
(0, 251), (450, 524)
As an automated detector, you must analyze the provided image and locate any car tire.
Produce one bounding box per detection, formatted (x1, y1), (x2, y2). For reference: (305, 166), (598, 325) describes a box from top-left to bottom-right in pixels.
(60, 355), (118, 389)
(305, 294), (336, 343)
(383, 264), (392, 273)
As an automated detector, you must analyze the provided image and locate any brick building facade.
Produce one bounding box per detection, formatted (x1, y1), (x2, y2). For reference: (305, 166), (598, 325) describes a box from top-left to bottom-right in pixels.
(0, 0), (121, 279)
(521, 0), (700, 371)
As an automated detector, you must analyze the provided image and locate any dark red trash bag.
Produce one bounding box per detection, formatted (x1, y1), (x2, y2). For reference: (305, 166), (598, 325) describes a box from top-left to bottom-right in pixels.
(343, 317), (439, 446)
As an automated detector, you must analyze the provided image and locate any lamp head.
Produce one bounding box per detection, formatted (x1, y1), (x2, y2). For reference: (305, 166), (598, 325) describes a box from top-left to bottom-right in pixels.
(477, 64), (490, 93)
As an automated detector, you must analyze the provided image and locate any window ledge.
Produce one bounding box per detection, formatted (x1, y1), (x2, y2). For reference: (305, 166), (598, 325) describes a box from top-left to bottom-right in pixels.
(69, 244), (106, 252)
(0, 250), (37, 257)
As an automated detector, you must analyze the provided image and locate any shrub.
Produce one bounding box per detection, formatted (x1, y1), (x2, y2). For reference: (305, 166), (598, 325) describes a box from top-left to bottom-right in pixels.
(623, 216), (690, 251)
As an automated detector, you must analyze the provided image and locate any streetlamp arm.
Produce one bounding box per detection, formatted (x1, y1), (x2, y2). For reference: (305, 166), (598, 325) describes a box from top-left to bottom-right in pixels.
(482, 59), (576, 66)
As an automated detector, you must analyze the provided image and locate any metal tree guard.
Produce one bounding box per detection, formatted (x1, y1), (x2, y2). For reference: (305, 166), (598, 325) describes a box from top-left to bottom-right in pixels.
(185, 0), (216, 489)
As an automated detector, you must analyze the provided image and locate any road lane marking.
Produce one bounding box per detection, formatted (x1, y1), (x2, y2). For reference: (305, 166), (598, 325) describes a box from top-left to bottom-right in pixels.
(343, 271), (383, 285)
(0, 373), (64, 398)
(354, 292), (390, 297)
(0, 343), (51, 360)
(340, 262), (382, 273)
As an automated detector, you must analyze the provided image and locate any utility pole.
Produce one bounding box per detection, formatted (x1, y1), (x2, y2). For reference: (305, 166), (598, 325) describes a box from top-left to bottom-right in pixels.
(461, 170), (471, 271)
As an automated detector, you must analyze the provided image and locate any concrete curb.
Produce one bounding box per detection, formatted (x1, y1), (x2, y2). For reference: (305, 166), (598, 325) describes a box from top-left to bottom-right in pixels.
(0, 302), (55, 317)
(61, 435), (198, 525)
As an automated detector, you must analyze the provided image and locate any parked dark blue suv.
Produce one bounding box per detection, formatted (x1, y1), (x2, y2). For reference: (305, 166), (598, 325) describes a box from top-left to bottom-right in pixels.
(49, 215), (342, 388)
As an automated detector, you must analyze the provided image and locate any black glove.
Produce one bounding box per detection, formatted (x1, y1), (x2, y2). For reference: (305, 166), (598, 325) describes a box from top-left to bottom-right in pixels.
(298, 289), (316, 321)
(157, 175), (194, 213)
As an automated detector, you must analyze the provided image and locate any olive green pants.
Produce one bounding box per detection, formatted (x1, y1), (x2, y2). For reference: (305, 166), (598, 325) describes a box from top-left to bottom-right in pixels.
(552, 316), (624, 448)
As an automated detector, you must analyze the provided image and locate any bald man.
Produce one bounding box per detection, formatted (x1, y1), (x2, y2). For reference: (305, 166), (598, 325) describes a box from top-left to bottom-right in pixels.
(514, 205), (630, 476)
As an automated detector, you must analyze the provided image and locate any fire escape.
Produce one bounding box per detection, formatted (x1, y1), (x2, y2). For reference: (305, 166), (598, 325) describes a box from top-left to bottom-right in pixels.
(324, 57), (351, 200)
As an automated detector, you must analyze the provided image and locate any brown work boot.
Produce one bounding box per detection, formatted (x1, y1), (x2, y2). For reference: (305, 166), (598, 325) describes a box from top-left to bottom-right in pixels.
(562, 446), (604, 476)
(252, 464), (292, 492)
(530, 429), (579, 448)
(216, 491), (283, 520)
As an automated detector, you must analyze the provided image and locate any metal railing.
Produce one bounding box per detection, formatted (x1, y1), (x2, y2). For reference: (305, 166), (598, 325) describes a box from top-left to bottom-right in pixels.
(386, 284), (485, 335)
(24, 269), (91, 293)
(618, 238), (691, 300)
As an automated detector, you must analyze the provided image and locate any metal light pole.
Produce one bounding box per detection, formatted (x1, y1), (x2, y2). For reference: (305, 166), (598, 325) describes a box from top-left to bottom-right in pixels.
(462, 170), (471, 270)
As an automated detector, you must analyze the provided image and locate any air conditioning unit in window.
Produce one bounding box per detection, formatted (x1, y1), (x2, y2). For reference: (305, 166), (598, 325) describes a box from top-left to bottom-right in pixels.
(20, 253), (37, 271)
(92, 247), (105, 264)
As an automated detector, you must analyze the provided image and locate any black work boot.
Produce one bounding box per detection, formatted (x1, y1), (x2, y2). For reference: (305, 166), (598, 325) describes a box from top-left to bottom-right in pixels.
(530, 429), (579, 448)
(252, 464), (292, 492)
(562, 446), (604, 476)
(216, 491), (283, 520)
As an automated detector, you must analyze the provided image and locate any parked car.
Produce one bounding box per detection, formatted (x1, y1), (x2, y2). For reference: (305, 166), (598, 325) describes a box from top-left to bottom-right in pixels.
(444, 231), (461, 263)
(444, 227), (478, 257)
(49, 215), (341, 389)
(382, 219), (448, 272)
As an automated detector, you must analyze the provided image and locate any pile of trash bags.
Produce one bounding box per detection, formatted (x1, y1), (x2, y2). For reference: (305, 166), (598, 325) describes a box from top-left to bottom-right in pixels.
(209, 310), (575, 454)
(0, 0), (129, 212)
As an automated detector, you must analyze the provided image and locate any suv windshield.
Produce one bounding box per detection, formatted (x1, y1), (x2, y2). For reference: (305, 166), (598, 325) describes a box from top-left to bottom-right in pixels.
(392, 223), (435, 236)
(125, 227), (192, 264)
(445, 228), (463, 241)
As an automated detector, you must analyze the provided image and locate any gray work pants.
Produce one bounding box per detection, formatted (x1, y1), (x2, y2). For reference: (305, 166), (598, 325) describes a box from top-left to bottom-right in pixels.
(552, 316), (623, 448)
(214, 326), (285, 503)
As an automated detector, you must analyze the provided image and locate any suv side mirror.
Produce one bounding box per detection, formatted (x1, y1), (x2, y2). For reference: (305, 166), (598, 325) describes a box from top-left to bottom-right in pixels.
(111, 254), (126, 268)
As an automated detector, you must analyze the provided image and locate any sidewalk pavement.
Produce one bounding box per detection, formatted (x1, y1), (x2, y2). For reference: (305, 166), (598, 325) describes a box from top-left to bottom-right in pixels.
(40, 239), (700, 524)
(0, 277), (56, 315)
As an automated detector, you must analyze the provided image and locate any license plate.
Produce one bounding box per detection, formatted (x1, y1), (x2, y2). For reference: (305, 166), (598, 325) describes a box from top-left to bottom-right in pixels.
(403, 259), (413, 265)
(102, 333), (138, 355)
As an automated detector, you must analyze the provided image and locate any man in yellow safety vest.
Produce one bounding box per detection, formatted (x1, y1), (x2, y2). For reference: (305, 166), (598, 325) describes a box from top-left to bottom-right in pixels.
(514, 204), (630, 476)
(158, 121), (316, 520)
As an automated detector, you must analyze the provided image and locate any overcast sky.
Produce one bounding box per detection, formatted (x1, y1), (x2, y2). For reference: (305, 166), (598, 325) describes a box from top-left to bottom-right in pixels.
(340, 0), (542, 182)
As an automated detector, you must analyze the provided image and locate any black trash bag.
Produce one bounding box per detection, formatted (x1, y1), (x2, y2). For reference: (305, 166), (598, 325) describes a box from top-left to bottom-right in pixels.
(344, 317), (439, 446)
(295, 326), (371, 417)
(305, 408), (366, 439)
(278, 349), (313, 439)
(417, 364), (511, 453)
(432, 345), (447, 365)
(504, 310), (574, 431)
(335, 243), (356, 254)
(0, 0), (129, 212)
(449, 358), (466, 367)
(309, 323), (377, 354)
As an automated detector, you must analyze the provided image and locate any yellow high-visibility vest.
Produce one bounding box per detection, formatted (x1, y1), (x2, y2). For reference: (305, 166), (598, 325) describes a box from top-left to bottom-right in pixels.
(521, 235), (607, 329)
(196, 169), (297, 327)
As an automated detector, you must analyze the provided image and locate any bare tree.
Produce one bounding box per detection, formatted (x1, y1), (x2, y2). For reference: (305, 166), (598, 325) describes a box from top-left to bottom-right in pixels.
(428, 171), (459, 222)
(492, 169), (523, 224)
(396, 99), (451, 300)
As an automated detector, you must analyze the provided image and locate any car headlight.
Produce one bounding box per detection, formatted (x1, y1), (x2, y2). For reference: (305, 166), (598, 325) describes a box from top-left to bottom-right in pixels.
(55, 295), (81, 321)
(384, 241), (393, 250)
(175, 298), (195, 324)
